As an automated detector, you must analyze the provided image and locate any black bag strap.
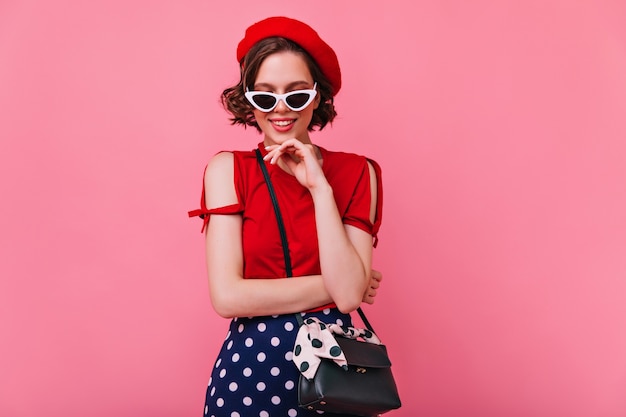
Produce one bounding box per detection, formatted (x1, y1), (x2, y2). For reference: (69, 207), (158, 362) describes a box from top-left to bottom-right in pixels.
(255, 150), (293, 278)
(255, 149), (376, 334)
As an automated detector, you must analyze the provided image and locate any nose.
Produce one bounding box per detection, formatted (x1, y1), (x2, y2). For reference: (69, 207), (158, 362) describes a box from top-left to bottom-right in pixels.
(273, 98), (290, 113)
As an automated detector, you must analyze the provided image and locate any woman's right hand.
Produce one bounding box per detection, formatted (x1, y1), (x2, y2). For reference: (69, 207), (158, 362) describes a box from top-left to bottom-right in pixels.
(362, 269), (382, 304)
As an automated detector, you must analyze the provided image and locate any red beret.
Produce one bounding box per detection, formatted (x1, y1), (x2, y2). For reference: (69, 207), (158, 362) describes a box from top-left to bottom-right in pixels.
(236, 16), (342, 96)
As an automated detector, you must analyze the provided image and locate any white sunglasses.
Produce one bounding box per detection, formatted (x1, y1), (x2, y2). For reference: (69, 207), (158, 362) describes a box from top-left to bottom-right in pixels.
(245, 82), (318, 112)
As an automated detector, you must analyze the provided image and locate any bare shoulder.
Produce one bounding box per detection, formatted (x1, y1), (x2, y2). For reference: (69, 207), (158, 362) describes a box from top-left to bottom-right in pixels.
(204, 152), (237, 209)
(205, 151), (234, 176)
(366, 160), (378, 223)
(366, 160), (377, 184)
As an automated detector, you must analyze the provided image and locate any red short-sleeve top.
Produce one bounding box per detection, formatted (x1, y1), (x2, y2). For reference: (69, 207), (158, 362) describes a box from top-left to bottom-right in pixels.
(189, 143), (383, 307)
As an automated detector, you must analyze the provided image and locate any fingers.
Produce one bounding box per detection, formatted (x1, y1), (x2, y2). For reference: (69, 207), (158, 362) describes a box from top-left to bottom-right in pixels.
(369, 270), (381, 289)
(263, 144), (286, 165)
(362, 287), (378, 304)
(362, 269), (383, 304)
(263, 141), (294, 164)
(263, 139), (315, 165)
(371, 269), (383, 282)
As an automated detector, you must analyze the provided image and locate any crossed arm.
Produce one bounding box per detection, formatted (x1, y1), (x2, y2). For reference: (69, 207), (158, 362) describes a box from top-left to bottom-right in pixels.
(204, 143), (380, 318)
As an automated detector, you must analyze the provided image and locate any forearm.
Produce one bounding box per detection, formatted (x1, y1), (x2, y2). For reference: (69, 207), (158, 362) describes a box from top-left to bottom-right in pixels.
(205, 211), (333, 318)
(209, 273), (333, 318)
(310, 183), (370, 313)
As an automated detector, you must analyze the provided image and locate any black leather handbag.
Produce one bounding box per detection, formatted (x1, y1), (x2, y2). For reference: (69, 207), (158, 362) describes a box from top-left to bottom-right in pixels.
(298, 317), (401, 416)
(256, 149), (401, 416)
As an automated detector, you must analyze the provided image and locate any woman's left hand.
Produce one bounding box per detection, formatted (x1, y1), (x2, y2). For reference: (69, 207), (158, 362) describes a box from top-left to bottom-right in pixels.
(264, 139), (327, 190)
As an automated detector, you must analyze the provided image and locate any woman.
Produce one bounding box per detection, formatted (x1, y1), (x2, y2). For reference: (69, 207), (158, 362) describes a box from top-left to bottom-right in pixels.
(190, 16), (383, 417)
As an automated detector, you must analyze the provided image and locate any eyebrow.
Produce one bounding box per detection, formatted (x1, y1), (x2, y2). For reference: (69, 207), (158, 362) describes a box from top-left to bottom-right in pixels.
(253, 81), (312, 90)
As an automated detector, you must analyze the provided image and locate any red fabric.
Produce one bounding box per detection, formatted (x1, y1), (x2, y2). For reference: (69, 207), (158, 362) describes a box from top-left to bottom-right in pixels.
(189, 143), (382, 311)
(236, 16), (342, 96)
(187, 165), (244, 232)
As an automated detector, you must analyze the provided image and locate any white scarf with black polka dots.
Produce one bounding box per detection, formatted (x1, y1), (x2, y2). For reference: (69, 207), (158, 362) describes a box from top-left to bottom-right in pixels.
(292, 317), (382, 380)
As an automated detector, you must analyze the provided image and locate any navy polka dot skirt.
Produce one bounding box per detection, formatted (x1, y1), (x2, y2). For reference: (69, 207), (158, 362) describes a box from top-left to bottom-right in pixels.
(204, 308), (359, 417)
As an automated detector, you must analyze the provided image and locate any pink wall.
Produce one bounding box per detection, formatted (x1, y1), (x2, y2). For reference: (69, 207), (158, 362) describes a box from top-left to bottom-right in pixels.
(1, 1), (625, 416)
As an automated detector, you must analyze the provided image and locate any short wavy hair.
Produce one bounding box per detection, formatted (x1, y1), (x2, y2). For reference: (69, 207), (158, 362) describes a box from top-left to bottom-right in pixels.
(221, 37), (337, 132)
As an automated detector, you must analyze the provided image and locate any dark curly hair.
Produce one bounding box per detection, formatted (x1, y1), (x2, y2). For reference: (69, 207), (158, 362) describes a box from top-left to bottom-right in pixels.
(221, 37), (337, 132)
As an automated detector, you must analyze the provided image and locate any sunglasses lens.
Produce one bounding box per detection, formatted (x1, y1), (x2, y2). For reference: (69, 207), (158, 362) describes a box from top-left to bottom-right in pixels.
(285, 92), (312, 110)
(251, 94), (277, 110)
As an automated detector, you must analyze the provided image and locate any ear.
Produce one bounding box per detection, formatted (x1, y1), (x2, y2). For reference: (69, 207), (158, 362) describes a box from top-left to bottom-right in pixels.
(313, 93), (322, 109)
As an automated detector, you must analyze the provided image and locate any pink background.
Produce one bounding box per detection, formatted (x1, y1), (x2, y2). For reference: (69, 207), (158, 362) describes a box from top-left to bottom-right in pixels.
(1, 1), (626, 416)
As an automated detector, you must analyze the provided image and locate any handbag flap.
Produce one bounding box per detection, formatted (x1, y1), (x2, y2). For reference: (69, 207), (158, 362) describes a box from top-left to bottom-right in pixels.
(335, 336), (392, 368)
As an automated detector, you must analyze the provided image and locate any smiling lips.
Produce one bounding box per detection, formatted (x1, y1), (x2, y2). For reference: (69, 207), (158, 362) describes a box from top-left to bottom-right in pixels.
(270, 118), (296, 132)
